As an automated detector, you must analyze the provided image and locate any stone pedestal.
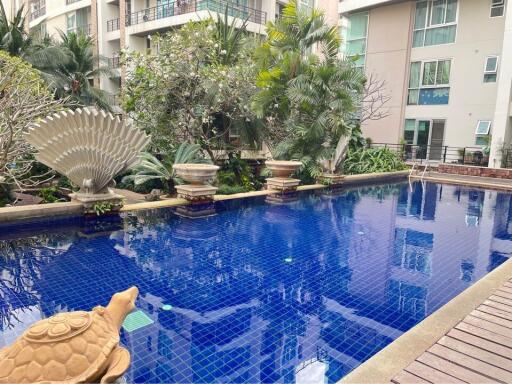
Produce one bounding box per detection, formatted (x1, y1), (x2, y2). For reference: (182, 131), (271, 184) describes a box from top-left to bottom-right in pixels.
(175, 185), (218, 202)
(267, 177), (300, 192)
(265, 192), (299, 204)
(70, 190), (124, 215)
(318, 174), (345, 188)
(175, 203), (217, 218)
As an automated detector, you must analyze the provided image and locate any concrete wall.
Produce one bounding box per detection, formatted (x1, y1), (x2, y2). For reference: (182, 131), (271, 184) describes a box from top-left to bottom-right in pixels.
(406, 0), (505, 149)
(362, 1), (413, 144)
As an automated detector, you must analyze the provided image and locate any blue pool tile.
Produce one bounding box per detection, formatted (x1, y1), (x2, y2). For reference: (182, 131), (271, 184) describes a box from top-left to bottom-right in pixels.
(0, 181), (511, 383)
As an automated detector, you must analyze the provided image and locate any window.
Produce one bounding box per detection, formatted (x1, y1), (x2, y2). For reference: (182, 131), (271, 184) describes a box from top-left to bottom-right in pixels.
(491, 0), (506, 17)
(413, 0), (457, 47)
(475, 120), (491, 146)
(66, 13), (76, 32)
(341, 12), (368, 68)
(484, 56), (499, 83)
(408, 59), (451, 105)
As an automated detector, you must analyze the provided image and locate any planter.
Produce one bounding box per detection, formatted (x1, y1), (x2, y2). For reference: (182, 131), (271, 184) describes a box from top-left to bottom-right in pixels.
(172, 164), (220, 185)
(265, 160), (302, 178)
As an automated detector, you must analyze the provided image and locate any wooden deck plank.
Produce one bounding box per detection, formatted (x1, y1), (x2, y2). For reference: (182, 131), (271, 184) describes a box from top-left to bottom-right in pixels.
(478, 304), (512, 321)
(455, 322), (512, 348)
(438, 336), (512, 372)
(447, 328), (512, 359)
(416, 350), (495, 383)
(427, 343), (512, 382)
(483, 299), (512, 315)
(392, 279), (512, 384)
(471, 309), (512, 329)
(464, 315), (512, 338)
(490, 294), (512, 307)
(391, 370), (431, 384)
(404, 361), (465, 383)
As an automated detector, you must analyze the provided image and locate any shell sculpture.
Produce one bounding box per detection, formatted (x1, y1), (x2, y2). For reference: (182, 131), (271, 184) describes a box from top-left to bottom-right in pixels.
(24, 108), (150, 195)
(0, 286), (139, 384)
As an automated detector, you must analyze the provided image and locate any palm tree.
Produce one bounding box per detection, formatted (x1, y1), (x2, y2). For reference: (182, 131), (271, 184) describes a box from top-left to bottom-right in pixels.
(51, 31), (115, 111)
(122, 143), (211, 196)
(252, 0), (365, 178)
(0, 3), (69, 73)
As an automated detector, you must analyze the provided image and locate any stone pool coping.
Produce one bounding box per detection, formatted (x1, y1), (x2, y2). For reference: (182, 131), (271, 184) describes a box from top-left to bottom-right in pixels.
(340, 254), (512, 384)
(0, 170), (410, 221)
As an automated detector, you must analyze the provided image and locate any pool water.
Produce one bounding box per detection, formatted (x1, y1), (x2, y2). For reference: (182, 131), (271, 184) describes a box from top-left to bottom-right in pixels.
(1, 181), (512, 383)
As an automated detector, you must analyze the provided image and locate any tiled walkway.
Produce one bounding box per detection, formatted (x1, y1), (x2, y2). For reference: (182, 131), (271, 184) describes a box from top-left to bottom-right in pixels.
(392, 279), (512, 383)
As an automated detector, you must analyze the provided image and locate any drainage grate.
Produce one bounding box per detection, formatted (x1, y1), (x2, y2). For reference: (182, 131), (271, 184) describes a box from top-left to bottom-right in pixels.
(122, 310), (154, 332)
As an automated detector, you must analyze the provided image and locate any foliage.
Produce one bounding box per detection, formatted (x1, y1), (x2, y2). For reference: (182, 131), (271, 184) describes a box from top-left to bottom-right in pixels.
(0, 3), (69, 75)
(343, 147), (407, 175)
(0, 51), (65, 188)
(252, 0), (365, 178)
(122, 143), (210, 195)
(38, 186), (60, 203)
(217, 184), (248, 195)
(91, 201), (115, 216)
(0, 182), (10, 207)
(123, 15), (261, 161)
(348, 124), (366, 151)
(49, 31), (115, 111)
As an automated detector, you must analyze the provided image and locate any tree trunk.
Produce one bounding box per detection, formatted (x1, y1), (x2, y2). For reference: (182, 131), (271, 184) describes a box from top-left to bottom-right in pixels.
(167, 178), (176, 197)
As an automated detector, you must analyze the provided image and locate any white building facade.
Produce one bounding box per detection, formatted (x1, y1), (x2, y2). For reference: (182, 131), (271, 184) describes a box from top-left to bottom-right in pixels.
(340, 0), (512, 168)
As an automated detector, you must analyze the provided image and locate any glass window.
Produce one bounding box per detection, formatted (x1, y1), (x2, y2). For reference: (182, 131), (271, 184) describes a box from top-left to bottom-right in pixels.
(408, 59), (451, 105)
(413, 0), (457, 47)
(475, 120), (491, 135)
(404, 119), (416, 144)
(484, 56), (499, 83)
(491, 0), (506, 17)
(66, 13), (76, 32)
(342, 12), (369, 68)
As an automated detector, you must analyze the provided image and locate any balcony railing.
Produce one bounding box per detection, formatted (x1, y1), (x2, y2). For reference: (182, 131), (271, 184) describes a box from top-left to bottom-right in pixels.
(107, 18), (120, 32)
(108, 56), (121, 68)
(30, 3), (46, 21)
(127, 0), (267, 27)
(67, 24), (92, 35)
(66, 0), (83, 4)
(368, 143), (490, 167)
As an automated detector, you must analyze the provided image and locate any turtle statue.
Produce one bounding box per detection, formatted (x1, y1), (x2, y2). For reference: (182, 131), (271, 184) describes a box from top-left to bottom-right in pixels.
(0, 286), (139, 384)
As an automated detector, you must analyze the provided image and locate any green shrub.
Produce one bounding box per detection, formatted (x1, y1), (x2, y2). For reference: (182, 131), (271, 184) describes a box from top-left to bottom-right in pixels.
(38, 187), (60, 203)
(217, 184), (250, 195)
(0, 184), (11, 207)
(343, 147), (407, 175)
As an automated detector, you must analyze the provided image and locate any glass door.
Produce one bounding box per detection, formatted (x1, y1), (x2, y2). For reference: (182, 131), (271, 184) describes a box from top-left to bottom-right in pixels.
(416, 120), (430, 160)
(429, 120), (445, 160)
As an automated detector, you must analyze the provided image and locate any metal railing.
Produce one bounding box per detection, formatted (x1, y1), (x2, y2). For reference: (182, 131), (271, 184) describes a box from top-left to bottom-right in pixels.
(126, 0), (267, 26)
(67, 24), (92, 35)
(369, 143), (490, 167)
(30, 3), (46, 21)
(106, 94), (120, 107)
(108, 56), (120, 68)
(66, 0), (83, 4)
(107, 18), (120, 32)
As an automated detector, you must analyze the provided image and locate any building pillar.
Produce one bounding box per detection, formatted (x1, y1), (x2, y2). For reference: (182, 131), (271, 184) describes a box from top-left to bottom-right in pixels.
(91, 0), (100, 88)
(119, 0), (127, 88)
(489, 4), (512, 168)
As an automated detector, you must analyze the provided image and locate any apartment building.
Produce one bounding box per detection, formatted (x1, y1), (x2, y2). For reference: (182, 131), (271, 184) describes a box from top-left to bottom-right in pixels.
(340, 0), (512, 168)
(7, 0), (336, 112)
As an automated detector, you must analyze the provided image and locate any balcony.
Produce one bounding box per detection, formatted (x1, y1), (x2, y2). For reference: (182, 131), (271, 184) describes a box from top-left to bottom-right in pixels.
(66, 0), (83, 4)
(29, 1), (46, 21)
(127, 0), (267, 27)
(67, 24), (92, 35)
(107, 18), (120, 32)
(108, 56), (121, 68)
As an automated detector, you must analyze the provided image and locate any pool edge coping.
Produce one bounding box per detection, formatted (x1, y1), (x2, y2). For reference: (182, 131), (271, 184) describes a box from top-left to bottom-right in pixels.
(0, 170), (410, 221)
(339, 254), (512, 384)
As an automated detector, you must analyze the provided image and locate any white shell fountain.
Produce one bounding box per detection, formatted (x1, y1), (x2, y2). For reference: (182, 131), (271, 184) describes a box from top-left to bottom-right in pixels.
(24, 108), (150, 212)
(172, 163), (219, 202)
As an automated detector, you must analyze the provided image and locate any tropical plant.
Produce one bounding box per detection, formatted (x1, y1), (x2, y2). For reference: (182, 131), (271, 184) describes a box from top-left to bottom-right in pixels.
(38, 186), (60, 203)
(122, 143), (210, 195)
(252, 0), (365, 178)
(50, 31), (115, 111)
(342, 147), (407, 175)
(123, 16), (262, 161)
(0, 51), (65, 189)
(0, 3), (69, 76)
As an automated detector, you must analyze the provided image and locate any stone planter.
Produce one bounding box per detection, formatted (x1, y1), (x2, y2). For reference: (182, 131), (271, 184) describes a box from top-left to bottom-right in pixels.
(318, 173), (345, 186)
(265, 160), (302, 178)
(265, 160), (302, 193)
(172, 164), (219, 201)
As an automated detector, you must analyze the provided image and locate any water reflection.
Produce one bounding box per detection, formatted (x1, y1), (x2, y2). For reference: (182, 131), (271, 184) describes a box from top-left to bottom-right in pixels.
(1, 182), (512, 383)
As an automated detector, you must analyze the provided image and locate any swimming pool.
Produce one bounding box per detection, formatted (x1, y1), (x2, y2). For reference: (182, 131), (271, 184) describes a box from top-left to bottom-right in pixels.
(1, 181), (512, 383)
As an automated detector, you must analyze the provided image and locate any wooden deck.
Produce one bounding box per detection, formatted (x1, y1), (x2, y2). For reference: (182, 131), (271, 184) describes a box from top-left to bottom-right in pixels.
(392, 279), (512, 383)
